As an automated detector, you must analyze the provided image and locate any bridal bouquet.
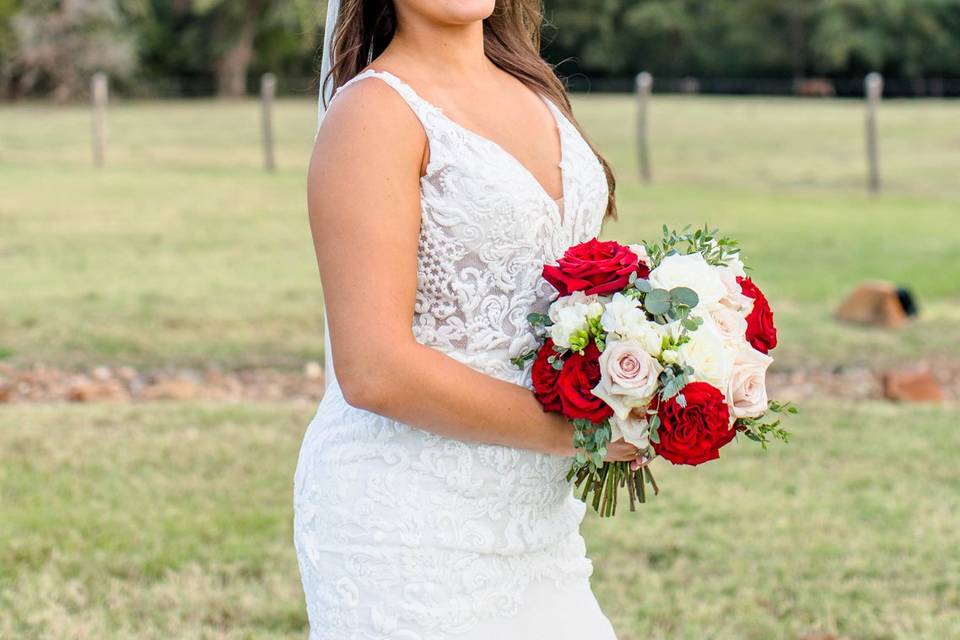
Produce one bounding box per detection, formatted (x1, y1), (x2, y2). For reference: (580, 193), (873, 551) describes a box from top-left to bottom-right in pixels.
(514, 226), (795, 516)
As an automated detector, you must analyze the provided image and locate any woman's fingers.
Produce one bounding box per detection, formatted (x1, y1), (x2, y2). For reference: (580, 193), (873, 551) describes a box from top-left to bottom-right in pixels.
(604, 438), (641, 462)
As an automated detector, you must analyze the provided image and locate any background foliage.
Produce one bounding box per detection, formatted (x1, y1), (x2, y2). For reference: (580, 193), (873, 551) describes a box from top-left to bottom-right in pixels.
(2, 0), (960, 99)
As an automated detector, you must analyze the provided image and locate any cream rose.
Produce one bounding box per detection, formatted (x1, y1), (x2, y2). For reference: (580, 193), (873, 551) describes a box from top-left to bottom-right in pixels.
(726, 345), (773, 420)
(609, 410), (650, 449)
(717, 269), (755, 316)
(648, 252), (726, 308)
(696, 306), (748, 350)
(592, 339), (663, 419)
(628, 243), (651, 267)
(677, 323), (736, 390)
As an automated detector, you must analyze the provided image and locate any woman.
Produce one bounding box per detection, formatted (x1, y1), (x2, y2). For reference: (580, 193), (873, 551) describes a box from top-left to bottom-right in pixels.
(293, 0), (642, 636)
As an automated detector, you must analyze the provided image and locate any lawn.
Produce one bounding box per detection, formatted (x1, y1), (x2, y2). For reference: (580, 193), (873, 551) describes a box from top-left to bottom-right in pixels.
(1, 95), (958, 369)
(2, 94), (959, 639)
(1, 401), (958, 639)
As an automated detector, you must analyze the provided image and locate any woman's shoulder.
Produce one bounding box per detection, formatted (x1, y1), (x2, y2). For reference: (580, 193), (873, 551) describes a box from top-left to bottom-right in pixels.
(316, 71), (426, 158)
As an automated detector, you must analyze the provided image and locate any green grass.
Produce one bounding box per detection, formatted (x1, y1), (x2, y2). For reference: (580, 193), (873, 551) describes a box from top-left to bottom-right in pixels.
(2, 95), (959, 638)
(1, 96), (958, 369)
(1, 401), (958, 639)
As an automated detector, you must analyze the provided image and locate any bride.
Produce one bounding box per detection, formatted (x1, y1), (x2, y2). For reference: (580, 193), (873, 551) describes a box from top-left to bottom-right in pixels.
(294, 0), (643, 637)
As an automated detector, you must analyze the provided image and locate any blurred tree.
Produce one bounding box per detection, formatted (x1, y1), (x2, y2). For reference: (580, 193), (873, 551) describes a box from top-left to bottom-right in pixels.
(0, 0), (21, 97)
(3, 0), (959, 99)
(11, 0), (136, 100)
(155, 0), (321, 97)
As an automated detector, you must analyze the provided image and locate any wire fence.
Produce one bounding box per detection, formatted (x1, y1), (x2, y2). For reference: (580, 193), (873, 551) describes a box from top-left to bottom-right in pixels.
(100, 75), (960, 100)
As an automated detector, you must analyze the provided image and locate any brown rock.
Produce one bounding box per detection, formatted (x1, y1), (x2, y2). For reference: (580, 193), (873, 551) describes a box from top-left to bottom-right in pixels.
(67, 381), (127, 402)
(835, 281), (908, 328)
(881, 370), (944, 403)
(140, 379), (198, 401)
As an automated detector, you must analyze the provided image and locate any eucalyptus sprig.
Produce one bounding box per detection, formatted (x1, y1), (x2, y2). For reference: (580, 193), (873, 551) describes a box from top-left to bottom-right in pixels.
(646, 224), (740, 269)
(736, 401), (798, 449)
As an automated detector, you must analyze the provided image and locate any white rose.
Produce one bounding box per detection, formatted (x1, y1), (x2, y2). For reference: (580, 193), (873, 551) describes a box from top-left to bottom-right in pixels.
(720, 250), (746, 278)
(726, 345), (773, 419)
(677, 323), (736, 390)
(609, 411), (650, 449)
(548, 292), (603, 348)
(648, 252), (726, 308)
(592, 339), (663, 419)
(601, 293), (662, 355)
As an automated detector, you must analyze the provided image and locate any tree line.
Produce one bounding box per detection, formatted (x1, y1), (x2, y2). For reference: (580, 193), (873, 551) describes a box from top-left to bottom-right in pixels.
(2, 0), (959, 100)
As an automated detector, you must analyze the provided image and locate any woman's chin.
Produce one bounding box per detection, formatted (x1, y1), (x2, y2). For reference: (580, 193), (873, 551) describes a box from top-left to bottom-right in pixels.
(437, 0), (495, 25)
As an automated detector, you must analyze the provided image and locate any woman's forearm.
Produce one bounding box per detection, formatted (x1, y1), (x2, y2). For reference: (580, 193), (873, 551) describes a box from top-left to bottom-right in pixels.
(335, 339), (575, 456)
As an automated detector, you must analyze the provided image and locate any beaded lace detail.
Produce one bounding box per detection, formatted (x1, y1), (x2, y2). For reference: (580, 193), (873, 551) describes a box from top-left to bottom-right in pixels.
(294, 70), (610, 639)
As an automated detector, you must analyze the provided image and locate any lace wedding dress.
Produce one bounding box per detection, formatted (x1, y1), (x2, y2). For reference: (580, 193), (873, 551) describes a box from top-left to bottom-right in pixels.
(294, 70), (617, 640)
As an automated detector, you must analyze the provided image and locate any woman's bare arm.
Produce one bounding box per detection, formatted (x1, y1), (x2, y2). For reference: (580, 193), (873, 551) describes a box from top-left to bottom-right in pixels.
(309, 78), (637, 461)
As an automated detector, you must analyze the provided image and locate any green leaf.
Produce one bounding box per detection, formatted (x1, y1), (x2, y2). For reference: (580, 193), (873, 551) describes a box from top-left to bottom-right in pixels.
(670, 286), (699, 309)
(634, 279), (652, 293)
(645, 288), (671, 315)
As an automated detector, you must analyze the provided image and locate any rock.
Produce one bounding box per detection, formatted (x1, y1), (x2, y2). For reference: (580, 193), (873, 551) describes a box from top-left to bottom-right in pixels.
(91, 366), (112, 382)
(0, 383), (11, 403)
(835, 281), (909, 328)
(881, 369), (944, 403)
(67, 381), (127, 402)
(140, 379), (198, 401)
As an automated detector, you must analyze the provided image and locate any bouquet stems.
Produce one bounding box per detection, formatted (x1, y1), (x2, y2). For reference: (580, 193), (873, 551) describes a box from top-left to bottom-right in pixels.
(571, 461), (658, 517)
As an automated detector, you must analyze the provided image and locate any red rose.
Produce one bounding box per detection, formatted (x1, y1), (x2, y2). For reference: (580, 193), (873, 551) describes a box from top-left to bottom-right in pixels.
(542, 238), (650, 297)
(738, 276), (778, 354)
(555, 342), (614, 423)
(654, 382), (734, 466)
(531, 338), (563, 412)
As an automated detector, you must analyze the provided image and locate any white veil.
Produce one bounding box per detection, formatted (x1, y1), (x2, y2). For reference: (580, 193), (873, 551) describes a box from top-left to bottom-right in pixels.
(317, 0), (340, 388)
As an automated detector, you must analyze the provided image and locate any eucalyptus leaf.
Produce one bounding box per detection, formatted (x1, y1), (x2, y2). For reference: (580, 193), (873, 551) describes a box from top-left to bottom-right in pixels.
(670, 286), (699, 309)
(644, 288), (671, 315)
(634, 279), (652, 293)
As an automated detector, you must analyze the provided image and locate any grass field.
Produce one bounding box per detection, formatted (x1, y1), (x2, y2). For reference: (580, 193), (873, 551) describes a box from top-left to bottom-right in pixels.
(2, 94), (959, 639)
(1, 96), (959, 369)
(2, 401), (958, 639)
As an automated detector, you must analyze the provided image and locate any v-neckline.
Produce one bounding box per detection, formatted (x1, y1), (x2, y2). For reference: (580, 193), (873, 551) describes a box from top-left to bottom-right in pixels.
(369, 70), (568, 225)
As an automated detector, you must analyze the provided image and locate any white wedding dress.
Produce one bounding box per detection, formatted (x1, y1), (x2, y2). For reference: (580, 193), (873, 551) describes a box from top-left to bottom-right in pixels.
(294, 70), (617, 640)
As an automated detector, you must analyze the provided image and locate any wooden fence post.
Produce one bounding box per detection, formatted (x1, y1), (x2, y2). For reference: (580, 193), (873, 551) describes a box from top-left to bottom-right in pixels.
(260, 73), (277, 172)
(91, 72), (108, 168)
(636, 71), (653, 183)
(865, 72), (883, 194)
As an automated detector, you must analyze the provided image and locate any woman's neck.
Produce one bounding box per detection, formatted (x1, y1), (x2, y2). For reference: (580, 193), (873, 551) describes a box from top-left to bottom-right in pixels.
(384, 19), (492, 82)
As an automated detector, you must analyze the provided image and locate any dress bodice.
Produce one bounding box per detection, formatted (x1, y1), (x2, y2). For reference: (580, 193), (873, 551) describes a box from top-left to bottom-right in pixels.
(331, 70), (609, 383)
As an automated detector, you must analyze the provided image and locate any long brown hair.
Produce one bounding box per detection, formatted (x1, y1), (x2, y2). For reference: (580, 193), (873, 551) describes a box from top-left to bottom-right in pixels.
(322, 0), (617, 218)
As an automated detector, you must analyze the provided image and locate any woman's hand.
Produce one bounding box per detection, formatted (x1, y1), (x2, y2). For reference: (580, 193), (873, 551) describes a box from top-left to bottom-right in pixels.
(604, 438), (643, 462)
